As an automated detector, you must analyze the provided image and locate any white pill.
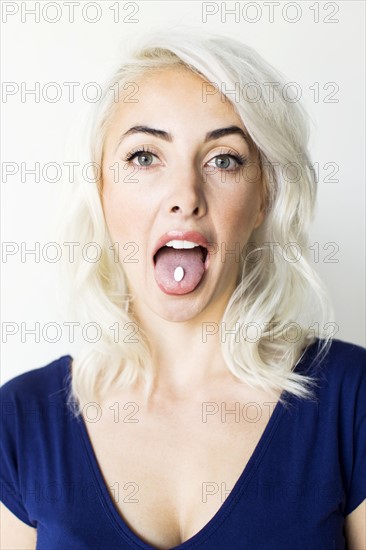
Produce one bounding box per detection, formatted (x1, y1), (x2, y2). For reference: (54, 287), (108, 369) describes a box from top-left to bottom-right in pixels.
(174, 266), (184, 282)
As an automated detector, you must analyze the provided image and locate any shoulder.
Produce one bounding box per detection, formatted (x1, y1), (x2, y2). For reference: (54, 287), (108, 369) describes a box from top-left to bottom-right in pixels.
(290, 337), (366, 411)
(0, 355), (73, 405)
(299, 339), (366, 430)
(0, 356), (73, 529)
(0, 355), (74, 450)
(305, 337), (366, 383)
(324, 337), (366, 362)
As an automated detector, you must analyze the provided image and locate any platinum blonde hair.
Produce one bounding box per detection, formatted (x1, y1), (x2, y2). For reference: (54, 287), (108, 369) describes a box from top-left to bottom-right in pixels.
(56, 25), (334, 418)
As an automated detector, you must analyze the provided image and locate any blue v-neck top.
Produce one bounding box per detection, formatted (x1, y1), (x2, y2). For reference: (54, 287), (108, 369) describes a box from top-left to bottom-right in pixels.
(1, 338), (365, 549)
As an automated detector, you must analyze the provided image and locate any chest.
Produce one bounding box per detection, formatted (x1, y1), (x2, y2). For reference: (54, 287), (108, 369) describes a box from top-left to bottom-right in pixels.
(81, 395), (279, 549)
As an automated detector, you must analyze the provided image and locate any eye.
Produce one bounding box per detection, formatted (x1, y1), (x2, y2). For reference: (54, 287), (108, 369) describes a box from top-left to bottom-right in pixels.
(209, 155), (234, 170)
(124, 147), (160, 168)
(206, 150), (248, 172)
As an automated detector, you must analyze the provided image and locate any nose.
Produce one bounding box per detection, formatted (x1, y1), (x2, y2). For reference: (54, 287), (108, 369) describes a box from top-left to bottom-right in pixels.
(166, 166), (208, 219)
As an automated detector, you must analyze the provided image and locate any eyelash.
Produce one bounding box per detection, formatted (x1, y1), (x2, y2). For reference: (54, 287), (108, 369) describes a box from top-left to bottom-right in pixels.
(123, 146), (248, 172)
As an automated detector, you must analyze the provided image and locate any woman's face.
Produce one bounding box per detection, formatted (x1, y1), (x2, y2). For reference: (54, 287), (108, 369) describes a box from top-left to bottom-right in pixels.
(101, 67), (265, 323)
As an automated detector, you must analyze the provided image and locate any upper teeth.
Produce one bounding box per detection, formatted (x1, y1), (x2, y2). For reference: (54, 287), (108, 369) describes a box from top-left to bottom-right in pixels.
(165, 240), (200, 249)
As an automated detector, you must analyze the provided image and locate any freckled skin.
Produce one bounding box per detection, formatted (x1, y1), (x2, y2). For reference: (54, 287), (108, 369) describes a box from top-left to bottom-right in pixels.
(101, 67), (265, 325)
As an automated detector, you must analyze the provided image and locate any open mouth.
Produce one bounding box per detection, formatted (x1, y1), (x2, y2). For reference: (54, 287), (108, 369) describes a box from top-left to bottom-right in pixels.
(153, 245), (208, 265)
(152, 242), (210, 295)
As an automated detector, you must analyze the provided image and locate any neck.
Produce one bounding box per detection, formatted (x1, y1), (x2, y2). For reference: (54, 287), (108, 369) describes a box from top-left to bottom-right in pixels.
(130, 299), (234, 397)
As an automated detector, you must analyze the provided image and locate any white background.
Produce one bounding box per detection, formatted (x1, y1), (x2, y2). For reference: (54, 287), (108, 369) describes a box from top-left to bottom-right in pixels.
(1, 1), (365, 383)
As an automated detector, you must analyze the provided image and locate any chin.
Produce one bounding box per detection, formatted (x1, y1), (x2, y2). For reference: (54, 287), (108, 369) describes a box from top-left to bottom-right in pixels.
(155, 300), (209, 323)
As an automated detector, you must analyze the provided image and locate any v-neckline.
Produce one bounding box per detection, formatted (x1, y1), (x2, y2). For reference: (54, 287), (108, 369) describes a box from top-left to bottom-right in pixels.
(73, 377), (293, 550)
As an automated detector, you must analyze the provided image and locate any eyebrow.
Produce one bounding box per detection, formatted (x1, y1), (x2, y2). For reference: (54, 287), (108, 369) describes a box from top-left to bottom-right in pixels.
(114, 125), (249, 152)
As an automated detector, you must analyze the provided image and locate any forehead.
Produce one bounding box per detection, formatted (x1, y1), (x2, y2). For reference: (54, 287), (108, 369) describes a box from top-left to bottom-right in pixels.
(108, 66), (241, 130)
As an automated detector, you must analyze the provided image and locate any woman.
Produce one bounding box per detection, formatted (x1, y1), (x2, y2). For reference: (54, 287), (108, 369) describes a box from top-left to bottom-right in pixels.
(1, 27), (365, 549)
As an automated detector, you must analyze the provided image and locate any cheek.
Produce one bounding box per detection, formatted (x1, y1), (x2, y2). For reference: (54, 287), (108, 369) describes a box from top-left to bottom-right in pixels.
(219, 186), (262, 235)
(101, 164), (140, 235)
(101, 160), (156, 233)
(102, 184), (130, 241)
(102, 191), (143, 268)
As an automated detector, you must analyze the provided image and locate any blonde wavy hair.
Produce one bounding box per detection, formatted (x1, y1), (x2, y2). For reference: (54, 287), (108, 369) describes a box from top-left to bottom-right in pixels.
(56, 25), (335, 418)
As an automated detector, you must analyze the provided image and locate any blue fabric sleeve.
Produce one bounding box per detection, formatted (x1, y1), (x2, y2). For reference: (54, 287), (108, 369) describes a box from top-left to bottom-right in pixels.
(344, 347), (366, 516)
(0, 380), (37, 527)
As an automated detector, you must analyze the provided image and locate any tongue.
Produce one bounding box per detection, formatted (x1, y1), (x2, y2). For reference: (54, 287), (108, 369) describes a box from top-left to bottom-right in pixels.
(154, 247), (205, 295)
